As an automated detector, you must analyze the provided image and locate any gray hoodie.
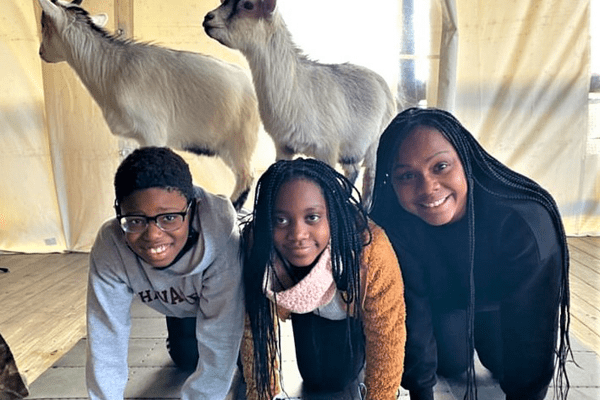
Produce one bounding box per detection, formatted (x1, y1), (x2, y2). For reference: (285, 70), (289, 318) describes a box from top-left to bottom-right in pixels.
(86, 187), (244, 400)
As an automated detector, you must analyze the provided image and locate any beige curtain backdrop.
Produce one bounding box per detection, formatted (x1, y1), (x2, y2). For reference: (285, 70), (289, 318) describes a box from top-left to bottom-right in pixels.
(426, 0), (594, 235)
(451, 0), (594, 235)
(0, 0), (595, 253)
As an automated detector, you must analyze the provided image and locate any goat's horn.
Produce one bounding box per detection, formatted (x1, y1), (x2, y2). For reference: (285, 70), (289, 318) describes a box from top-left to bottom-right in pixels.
(72, 0), (83, 5)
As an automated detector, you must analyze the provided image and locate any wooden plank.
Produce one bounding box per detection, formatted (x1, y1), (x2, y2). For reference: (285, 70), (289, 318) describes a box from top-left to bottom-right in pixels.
(0, 253), (84, 294)
(568, 245), (600, 272)
(570, 314), (600, 357)
(0, 253), (88, 383)
(1, 237), (600, 385)
(0, 254), (88, 326)
(580, 236), (600, 251)
(7, 310), (86, 383)
(568, 259), (600, 299)
(568, 239), (600, 357)
(568, 237), (600, 264)
(0, 253), (52, 276)
(569, 277), (600, 332)
(115, 0), (134, 37)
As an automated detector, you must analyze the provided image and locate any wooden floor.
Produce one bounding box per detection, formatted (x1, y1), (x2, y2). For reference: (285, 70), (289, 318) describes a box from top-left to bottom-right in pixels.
(0, 252), (89, 384)
(566, 236), (600, 355)
(1, 237), (599, 386)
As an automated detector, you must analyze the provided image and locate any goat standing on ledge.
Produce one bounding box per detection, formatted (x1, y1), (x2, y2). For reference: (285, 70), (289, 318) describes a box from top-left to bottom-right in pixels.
(38, 0), (260, 210)
(203, 0), (395, 207)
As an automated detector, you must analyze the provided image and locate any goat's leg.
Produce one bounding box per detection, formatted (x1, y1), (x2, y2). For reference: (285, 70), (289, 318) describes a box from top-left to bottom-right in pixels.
(221, 153), (254, 212)
(274, 143), (295, 161)
(359, 141), (379, 210)
(230, 170), (253, 211)
(341, 162), (360, 185)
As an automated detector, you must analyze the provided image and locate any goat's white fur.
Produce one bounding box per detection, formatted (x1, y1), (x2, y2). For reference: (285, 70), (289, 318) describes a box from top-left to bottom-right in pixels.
(203, 0), (395, 206)
(38, 0), (260, 210)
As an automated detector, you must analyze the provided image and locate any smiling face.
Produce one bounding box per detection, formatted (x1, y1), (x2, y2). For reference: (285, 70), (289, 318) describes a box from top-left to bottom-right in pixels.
(391, 126), (468, 226)
(272, 178), (331, 268)
(119, 188), (190, 268)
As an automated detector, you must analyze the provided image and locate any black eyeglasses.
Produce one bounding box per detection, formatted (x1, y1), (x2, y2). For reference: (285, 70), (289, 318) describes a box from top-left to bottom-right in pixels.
(117, 202), (192, 233)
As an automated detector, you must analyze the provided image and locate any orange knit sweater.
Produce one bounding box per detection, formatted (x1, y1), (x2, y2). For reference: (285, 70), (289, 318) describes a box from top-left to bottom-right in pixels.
(242, 222), (406, 400)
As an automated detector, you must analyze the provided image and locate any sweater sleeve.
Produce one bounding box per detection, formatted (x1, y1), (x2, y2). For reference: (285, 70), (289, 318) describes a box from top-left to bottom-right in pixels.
(181, 222), (245, 400)
(497, 209), (562, 399)
(387, 229), (438, 394)
(86, 230), (134, 400)
(240, 314), (281, 400)
(360, 224), (406, 400)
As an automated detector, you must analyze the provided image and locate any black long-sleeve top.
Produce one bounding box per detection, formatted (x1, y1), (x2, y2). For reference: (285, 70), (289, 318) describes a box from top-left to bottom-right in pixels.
(382, 188), (563, 399)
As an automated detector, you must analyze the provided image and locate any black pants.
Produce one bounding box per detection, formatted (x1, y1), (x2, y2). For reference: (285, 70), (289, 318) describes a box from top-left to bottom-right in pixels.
(432, 309), (503, 379)
(409, 310), (503, 400)
(166, 313), (366, 392)
(166, 316), (199, 371)
(291, 312), (365, 393)
(411, 309), (550, 400)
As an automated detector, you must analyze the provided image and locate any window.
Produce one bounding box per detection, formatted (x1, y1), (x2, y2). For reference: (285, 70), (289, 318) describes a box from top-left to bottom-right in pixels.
(399, 0), (431, 106)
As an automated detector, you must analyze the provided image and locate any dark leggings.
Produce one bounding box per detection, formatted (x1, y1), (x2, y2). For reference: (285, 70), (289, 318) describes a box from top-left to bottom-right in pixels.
(413, 309), (550, 400)
(166, 313), (366, 392)
(166, 316), (199, 371)
(291, 312), (365, 393)
(432, 309), (503, 379)
(409, 310), (503, 400)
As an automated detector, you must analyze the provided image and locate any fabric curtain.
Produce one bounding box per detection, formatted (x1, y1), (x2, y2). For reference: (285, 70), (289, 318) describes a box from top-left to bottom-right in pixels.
(450, 0), (592, 235)
(425, 0), (593, 234)
(1, 0), (66, 252)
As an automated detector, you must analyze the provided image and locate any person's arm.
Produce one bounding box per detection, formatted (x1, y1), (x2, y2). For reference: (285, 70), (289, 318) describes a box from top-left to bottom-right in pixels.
(240, 314), (281, 400)
(180, 229), (245, 400)
(86, 231), (134, 400)
(386, 229), (437, 399)
(360, 225), (406, 399)
(498, 209), (562, 400)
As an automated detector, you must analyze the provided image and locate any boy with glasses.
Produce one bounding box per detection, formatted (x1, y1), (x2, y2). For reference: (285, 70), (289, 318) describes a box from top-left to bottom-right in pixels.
(86, 147), (243, 400)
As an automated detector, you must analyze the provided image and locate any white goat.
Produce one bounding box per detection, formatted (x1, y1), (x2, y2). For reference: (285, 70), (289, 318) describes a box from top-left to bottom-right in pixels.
(38, 0), (260, 210)
(203, 0), (395, 206)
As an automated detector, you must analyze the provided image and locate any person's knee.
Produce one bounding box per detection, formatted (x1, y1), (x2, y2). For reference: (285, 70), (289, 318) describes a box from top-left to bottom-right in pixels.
(167, 340), (198, 370)
(433, 309), (469, 378)
(436, 356), (468, 378)
(165, 316), (199, 370)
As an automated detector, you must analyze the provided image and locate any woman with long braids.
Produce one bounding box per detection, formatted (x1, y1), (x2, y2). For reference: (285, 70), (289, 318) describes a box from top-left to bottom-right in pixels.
(240, 158), (406, 400)
(370, 107), (571, 400)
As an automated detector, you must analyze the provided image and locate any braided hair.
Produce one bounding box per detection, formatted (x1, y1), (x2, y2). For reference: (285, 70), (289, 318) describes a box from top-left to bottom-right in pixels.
(370, 107), (571, 400)
(241, 158), (371, 399)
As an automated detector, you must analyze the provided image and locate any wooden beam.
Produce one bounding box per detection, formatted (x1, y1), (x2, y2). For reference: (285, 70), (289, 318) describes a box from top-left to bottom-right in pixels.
(115, 0), (134, 38)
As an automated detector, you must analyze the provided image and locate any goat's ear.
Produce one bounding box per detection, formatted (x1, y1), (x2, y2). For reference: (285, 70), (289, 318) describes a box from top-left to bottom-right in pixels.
(38, 0), (62, 20)
(71, 0), (83, 5)
(90, 13), (108, 28)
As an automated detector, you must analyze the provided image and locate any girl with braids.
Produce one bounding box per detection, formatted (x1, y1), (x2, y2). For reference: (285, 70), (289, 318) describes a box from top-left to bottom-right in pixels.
(240, 158), (406, 400)
(370, 107), (571, 400)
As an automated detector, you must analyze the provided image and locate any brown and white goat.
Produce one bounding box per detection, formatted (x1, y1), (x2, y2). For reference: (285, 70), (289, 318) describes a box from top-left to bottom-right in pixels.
(38, 0), (260, 210)
(203, 0), (395, 206)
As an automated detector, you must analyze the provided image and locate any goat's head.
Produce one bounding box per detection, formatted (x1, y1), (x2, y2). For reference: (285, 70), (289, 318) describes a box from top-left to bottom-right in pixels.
(203, 0), (277, 51)
(38, 0), (108, 63)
